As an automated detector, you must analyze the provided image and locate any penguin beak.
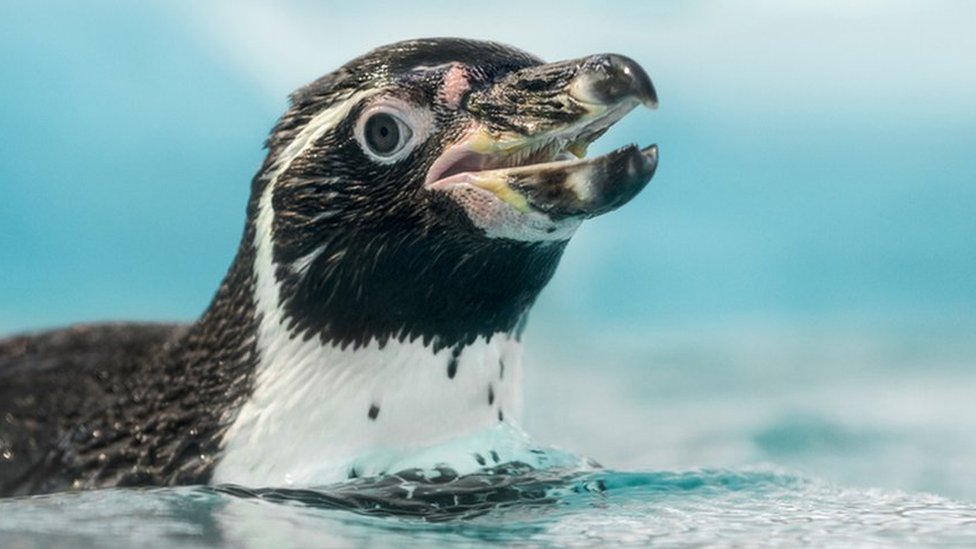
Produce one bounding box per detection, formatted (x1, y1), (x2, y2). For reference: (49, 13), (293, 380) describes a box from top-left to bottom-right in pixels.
(425, 54), (658, 223)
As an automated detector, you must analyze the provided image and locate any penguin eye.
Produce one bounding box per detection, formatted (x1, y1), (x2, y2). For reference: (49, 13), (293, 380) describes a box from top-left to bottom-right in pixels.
(361, 112), (413, 159)
(364, 113), (405, 155)
(355, 100), (430, 164)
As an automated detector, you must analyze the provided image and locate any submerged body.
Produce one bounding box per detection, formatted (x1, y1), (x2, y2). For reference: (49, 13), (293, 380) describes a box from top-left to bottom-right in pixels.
(0, 38), (657, 497)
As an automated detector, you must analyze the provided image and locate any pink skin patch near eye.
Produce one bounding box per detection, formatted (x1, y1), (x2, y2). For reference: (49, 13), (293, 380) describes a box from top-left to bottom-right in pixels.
(439, 65), (471, 109)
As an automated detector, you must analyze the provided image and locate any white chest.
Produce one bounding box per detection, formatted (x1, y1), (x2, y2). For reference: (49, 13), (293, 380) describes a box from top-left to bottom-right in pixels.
(212, 330), (524, 486)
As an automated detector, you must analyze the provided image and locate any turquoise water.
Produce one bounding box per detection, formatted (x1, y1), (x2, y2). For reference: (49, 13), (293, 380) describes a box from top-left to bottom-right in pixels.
(3, 2), (976, 546)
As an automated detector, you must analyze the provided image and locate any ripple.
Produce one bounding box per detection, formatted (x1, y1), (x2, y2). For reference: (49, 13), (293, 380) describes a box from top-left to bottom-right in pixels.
(2, 468), (975, 547)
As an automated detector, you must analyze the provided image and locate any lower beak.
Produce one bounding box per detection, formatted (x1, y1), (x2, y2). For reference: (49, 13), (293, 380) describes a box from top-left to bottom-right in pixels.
(433, 144), (658, 220)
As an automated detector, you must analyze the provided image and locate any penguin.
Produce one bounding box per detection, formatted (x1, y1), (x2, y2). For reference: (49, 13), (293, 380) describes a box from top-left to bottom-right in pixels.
(0, 38), (658, 497)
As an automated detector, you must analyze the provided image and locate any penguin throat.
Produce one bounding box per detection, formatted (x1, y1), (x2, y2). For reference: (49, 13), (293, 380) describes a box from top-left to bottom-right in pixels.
(273, 229), (561, 352)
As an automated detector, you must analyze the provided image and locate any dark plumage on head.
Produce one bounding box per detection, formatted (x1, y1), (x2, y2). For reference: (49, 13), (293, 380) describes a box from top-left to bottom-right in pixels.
(252, 38), (658, 351)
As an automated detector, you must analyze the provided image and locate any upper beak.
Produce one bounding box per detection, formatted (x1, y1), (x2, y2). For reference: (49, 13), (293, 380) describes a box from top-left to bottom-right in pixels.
(463, 52), (657, 144)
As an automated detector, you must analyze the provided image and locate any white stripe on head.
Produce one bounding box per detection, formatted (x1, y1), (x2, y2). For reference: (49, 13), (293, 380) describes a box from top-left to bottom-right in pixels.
(268, 91), (376, 183)
(253, 90), (374, 331)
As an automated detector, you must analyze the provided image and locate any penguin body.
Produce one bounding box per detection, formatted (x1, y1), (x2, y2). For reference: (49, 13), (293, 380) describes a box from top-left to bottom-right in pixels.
(0, 38), (658, 496)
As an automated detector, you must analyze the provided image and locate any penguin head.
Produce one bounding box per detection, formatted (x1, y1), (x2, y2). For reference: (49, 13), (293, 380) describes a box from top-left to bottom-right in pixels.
(254, 38), (658, 350)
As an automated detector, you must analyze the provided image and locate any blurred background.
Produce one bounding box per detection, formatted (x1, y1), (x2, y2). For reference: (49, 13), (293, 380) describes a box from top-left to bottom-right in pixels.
(1, 1), (974, 500)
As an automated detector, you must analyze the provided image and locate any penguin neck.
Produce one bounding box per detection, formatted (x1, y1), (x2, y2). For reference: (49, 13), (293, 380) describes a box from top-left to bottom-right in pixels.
(208, 191), (529, 486)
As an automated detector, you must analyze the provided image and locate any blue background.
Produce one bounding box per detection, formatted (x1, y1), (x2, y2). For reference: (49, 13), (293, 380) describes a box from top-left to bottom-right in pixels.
(1, 1), (975, 499)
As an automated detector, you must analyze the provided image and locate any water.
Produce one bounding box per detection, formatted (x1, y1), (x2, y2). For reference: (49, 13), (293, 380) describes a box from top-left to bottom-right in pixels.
(2, 469), (975, 547)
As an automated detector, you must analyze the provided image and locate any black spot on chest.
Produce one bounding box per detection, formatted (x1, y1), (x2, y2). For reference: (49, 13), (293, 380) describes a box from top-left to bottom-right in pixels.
(446, 346), (463, 379)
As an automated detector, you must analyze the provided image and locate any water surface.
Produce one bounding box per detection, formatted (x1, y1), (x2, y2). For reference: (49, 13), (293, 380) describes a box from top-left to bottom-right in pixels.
(2, 468), (975, 548)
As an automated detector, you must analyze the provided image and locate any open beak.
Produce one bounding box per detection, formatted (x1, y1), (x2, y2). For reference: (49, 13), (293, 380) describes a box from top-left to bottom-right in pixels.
(426, 53), (658, 227)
